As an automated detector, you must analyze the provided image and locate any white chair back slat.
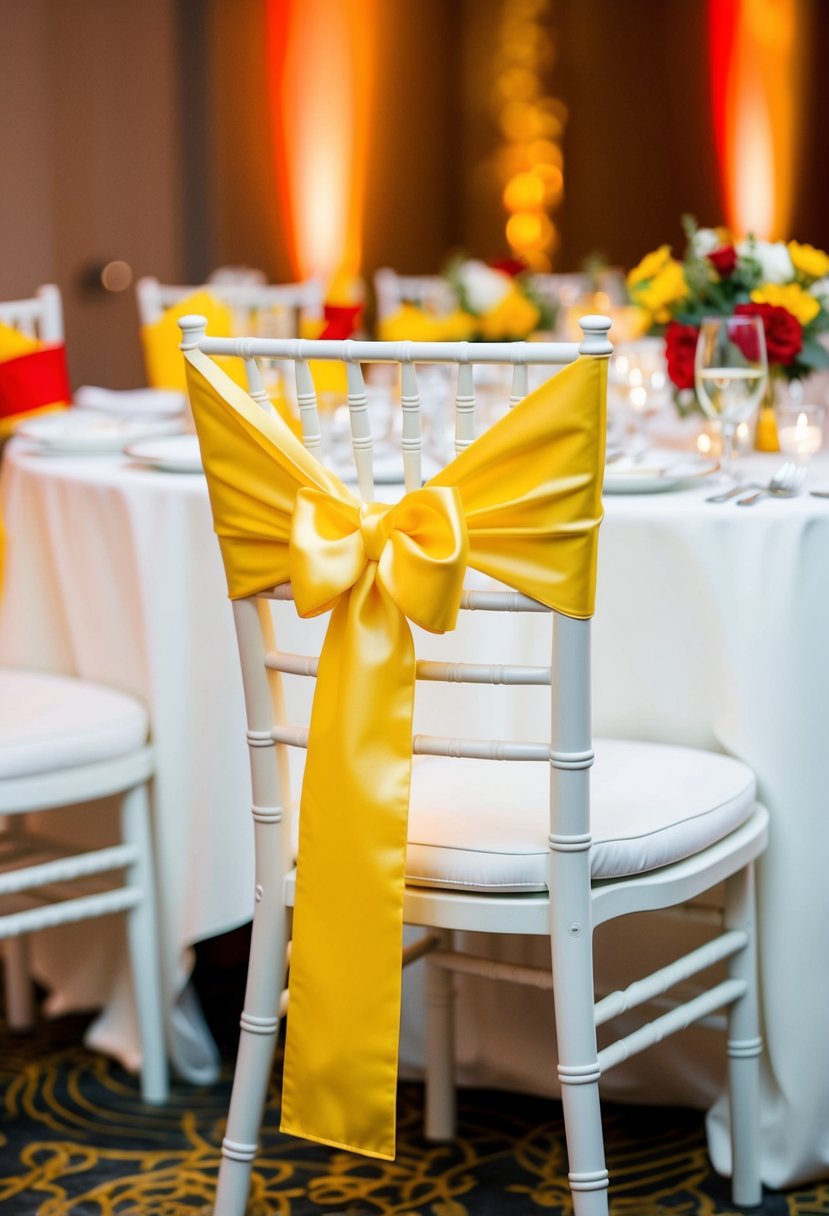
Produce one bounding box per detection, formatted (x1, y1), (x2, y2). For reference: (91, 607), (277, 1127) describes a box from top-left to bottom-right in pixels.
(294, 360), (323, 456)
(509, 362), (528, 409)
(244, 357), (272, 415)
(0, 285), (64, 343)
(454, 363), (476, 452)
(346, 360), (374, 500)
(399, 362), (423, 493)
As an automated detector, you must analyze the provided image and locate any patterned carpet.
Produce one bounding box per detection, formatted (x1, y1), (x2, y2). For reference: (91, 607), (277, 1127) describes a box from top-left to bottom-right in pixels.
(0, 962), (826, 1215)
(1, 1029), (826, 1216)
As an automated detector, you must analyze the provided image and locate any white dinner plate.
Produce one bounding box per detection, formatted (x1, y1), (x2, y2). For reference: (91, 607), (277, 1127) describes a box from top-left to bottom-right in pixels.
(17, 409), (182, 454)
(603, 451), (720, 494)
(124, 433), (203, 473)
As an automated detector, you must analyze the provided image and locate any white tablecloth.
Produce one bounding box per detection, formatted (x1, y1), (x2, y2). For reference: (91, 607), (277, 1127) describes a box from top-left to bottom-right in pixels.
(2, 436), (829, 1187)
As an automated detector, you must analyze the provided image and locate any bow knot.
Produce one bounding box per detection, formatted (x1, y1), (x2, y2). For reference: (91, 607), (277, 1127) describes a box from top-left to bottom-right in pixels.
(359, 501), (391, 562)
(290, 483), (470, 634)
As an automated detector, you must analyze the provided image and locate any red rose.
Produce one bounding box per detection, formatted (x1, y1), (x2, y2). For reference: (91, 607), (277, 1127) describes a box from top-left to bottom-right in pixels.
(733, 302), (802, 366)
(489, 256), (528, 277)
(664, 321), (699, 390)
(707, 245), (738, 277)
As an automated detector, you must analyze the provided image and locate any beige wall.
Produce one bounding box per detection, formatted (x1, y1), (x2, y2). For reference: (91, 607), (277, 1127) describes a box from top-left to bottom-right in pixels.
(0, 0), (185, 387)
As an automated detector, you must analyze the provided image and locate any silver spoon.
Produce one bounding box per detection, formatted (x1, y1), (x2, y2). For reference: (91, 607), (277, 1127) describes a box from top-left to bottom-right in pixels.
(736, 463), (805, 506)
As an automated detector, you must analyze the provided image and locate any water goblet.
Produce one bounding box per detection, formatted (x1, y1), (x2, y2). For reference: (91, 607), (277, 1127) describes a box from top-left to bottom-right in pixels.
(694, 315), (768, 483)
(610, 337), (669, 455)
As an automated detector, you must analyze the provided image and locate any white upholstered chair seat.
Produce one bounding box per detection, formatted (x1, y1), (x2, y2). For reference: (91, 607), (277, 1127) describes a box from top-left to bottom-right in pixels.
(0, 670), (149, 780)
(405, 739), (757, 891)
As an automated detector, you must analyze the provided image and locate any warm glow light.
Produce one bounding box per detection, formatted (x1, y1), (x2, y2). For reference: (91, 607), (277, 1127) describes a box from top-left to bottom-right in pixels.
(708, 0), (803, 238)
(493, 0), (563, 264)
(266, 0), (376, 287)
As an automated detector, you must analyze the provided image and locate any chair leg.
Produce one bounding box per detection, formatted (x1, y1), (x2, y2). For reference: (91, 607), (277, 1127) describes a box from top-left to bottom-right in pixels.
(121, 782), (169, 1105)
(214, 816), (290, 1216)
(724, 863), (763, 1208)
(425, 928), (456, 1141)
(550, 862), (609, 1214)
(4, 936), (35, 1030)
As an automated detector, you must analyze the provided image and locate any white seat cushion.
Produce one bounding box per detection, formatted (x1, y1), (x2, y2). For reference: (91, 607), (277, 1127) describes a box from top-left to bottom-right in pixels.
(0, 669), (149, 781)
(405, 738), (756, 891)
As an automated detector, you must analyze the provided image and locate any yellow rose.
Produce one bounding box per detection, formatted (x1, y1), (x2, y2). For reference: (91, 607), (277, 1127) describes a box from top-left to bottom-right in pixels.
(750, 282), (820, 326)
(437, 309), (478, 341)
(627, 245), (673, 289)
(634, 260), (688, 323)
(788, 241), (829, 281)
(477, 287), (540, 340)
(377, 303), (446, 342)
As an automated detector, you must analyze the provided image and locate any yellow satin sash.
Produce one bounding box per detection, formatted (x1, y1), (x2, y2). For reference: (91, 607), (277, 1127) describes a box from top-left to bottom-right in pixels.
(184, 348), (606, 1160)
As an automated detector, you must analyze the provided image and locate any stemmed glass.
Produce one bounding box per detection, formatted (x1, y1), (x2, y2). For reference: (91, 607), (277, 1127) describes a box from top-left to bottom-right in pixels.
(694, 315), (768, 483)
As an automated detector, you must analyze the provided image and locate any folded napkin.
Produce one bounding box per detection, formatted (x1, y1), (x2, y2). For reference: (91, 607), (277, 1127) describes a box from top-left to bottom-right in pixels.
(0, 321), (70, 440)
(74, 385), (186, 417)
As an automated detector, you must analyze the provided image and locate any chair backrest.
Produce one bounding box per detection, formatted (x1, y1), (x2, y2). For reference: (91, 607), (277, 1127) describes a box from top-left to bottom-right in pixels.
(0, 285), (64, 342)
(374, 268), (456, 320)
(135, 275), (325, 334)
(180, 316), (611, 847)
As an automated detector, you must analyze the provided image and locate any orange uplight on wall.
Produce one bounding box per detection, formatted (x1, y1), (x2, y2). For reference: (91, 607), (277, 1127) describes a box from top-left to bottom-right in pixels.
(265, 0), (376, 295)
(708, 0), (803, 239)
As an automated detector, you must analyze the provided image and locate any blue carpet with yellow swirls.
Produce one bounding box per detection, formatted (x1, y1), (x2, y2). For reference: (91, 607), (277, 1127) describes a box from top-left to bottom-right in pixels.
(0, 972), (827, 1215)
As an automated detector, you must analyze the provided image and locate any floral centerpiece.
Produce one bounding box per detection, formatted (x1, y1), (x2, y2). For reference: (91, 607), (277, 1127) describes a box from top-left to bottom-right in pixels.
(626, 217), (829, 416)
(378, 257), (554, 343)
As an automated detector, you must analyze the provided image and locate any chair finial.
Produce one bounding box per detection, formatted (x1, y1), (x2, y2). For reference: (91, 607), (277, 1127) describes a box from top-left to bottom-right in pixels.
(178, 314), (208, 351)
(578, 315), (613, 357)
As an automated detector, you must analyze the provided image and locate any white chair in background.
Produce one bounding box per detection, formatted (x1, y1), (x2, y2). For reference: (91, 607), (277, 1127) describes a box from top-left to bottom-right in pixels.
(178, 314), (767, 1216)
(374, 267), (455, 320)
(0, 669), (168, 1105)
(0, 284), (64, 342)
(135, 274), (324, 335)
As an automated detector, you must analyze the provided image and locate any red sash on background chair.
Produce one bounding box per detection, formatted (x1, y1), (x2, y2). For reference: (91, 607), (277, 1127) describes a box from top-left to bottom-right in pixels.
(0, 328), (70, 439)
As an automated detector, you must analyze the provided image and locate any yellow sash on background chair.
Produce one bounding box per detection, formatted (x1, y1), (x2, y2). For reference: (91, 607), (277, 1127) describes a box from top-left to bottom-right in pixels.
(184, 347), (606, 1159)
(142, 290), (301, 434)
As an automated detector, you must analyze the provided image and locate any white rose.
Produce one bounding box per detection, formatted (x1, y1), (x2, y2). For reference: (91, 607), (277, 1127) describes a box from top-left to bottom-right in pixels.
(810, 276), (829, 306)
(692, 228), (722, 257)
(457, 260), (511, 313)
(737, 238), (793, 283)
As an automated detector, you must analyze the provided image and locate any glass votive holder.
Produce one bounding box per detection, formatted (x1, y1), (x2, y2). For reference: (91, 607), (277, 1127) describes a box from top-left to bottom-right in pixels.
(775, 401), (826, 463)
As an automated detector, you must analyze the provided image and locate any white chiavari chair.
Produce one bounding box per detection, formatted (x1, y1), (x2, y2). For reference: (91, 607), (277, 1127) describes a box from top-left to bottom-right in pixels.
(136, 274), (324, 335)
(0, 284), (64, 342)
(0, 670), (168, 1104)
(374, 267), (456, 320)
(179, 314), (767, 1216)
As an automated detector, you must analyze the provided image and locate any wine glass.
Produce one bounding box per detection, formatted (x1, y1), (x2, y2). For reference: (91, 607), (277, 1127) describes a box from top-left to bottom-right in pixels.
(694, 315), (768, 482)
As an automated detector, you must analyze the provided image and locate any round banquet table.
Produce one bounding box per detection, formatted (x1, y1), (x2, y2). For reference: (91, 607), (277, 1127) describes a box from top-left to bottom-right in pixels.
(2, 433), (829, 1188)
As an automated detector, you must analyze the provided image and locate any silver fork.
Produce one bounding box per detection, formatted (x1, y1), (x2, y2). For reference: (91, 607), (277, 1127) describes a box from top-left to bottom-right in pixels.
(736, 462), (806, 506)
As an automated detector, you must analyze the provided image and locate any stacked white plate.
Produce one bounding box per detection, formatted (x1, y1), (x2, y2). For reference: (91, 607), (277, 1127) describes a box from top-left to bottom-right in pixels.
(17, 409), (183, 454)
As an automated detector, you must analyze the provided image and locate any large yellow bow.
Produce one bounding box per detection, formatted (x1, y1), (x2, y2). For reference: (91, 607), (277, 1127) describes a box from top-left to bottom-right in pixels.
(184, 347), (606, 1160)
